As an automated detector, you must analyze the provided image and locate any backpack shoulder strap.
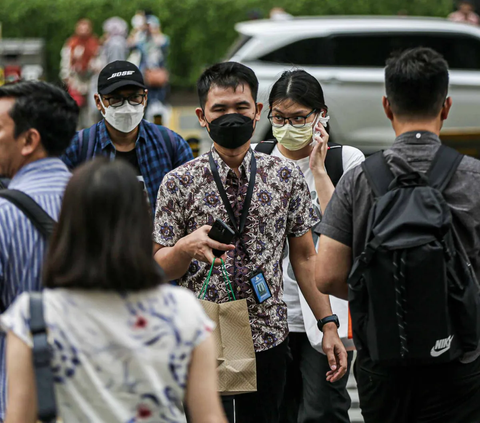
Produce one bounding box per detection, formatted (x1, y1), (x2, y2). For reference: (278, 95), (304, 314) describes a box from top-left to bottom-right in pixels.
(153, 125), (176, 161)
(0, 190), (55, 238)
(79, 124), (97, 163)
(361, 151), (395, 197)
(29, 292), (58, 421)
(428, 145), (464, 191)
(254, 139), (278, 155)
(325, 142), (344, 187)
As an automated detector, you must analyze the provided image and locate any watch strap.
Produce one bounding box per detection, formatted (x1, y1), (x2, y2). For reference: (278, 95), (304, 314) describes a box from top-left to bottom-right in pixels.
(317, 314), (340, 332)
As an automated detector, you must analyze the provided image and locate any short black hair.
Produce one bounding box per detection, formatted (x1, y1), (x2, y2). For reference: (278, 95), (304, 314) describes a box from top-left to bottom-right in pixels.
(0, 81), (79, 156)
(197, 62), (259, 109)
(43, 158), (164, 291)
(269, 69), (327, 112)
(385, 47), (449, 119)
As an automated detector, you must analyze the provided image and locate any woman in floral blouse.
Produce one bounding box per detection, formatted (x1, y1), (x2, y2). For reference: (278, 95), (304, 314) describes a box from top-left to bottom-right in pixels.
(1, 158), (226, 423)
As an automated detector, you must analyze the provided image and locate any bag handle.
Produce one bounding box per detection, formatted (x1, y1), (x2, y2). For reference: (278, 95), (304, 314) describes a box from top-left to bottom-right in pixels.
(29, 292), (58, 422)
(198, 259), (236, 301)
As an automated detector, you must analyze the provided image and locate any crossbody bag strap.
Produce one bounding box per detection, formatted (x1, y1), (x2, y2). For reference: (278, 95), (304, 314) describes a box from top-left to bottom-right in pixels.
(29, 292), (57, 422)
(0, 190), (55, 238)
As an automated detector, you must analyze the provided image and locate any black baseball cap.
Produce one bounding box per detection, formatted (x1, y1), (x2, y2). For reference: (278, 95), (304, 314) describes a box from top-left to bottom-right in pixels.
(98, 61), (146, 95)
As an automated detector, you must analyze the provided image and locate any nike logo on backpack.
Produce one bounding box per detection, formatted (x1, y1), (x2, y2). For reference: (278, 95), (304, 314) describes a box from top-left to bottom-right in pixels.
(430, 335), (454, 357)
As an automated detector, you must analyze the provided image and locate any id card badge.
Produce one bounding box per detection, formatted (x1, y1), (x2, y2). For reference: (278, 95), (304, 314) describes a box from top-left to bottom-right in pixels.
(249, 271), (272, 304)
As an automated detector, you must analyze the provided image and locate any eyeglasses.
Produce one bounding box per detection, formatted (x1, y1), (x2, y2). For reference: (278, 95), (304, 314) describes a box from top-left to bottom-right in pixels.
(268, 109), (317, 128)
(102, 93), (146, 108)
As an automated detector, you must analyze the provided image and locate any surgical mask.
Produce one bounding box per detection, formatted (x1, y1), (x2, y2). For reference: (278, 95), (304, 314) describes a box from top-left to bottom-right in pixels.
(100, 97), (145, 133)
(273, 114), (330, 151)
(206, 113), (255, 149)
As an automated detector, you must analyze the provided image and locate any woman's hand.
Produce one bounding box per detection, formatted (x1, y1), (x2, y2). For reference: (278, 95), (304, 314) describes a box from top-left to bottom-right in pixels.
(309, 122), (330, 177)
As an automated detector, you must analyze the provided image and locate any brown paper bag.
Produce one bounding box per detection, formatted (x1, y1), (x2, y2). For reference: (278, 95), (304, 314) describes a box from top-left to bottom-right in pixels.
(200, 298), (257, 395)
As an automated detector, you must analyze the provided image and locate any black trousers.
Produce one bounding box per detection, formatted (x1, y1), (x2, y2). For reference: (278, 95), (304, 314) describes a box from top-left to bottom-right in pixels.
(354, 350), (480, 423)
(222, 337), (289, 423)
(280, 332), (353, 423)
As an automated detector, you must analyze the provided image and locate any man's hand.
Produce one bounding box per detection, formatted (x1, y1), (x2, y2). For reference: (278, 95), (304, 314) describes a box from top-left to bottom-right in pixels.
(179, 225), (235, 265)
(322, 323), (348, 383)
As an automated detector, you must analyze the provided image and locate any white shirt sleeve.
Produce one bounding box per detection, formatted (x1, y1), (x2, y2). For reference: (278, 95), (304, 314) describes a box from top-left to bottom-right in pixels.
(341, 145), (366, 175)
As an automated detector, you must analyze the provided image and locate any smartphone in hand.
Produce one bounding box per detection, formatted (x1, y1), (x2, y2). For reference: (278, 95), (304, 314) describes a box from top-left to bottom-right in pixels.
(208, 219), (235, 257)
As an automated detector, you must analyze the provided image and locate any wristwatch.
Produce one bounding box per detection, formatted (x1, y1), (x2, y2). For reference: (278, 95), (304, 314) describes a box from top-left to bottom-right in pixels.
(317, 314), (340, 332)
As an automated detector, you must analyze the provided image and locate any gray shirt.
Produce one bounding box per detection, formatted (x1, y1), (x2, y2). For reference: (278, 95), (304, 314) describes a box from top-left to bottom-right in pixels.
(319, 131), (480, 280)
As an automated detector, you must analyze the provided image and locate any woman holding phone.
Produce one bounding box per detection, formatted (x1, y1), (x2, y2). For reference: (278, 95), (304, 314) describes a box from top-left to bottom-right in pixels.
(0, 158), (226, 423)
(263, 70), (364, 423)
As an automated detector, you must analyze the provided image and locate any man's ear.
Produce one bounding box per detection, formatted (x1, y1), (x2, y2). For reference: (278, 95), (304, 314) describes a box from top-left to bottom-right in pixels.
(254, 103), (263, 122)
(441, 96), (453, 121)
(20, 128), (42, 157)
(95, 94), (105, 114)
(196, 108), (208, 129)
(144, 89), (148, 108)
(382, 96), (394, 122)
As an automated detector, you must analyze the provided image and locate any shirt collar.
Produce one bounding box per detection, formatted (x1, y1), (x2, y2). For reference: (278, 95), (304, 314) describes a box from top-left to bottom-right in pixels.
(393, 130), (441, 146)
(98, 119), (148, 150)
(9, 158), (69, 189)
(210, 147), (254, 185)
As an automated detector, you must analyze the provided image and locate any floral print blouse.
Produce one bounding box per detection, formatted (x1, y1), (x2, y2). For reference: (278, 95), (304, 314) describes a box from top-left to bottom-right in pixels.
(0, 286), (213, 423)
(154, 148), (318, 352)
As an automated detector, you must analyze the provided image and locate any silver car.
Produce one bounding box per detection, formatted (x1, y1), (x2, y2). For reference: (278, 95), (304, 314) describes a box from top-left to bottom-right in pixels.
(227, 16), (480, 154)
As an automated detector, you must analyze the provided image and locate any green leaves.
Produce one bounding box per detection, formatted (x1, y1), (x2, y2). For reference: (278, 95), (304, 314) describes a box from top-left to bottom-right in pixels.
(0, 0), (452, 88)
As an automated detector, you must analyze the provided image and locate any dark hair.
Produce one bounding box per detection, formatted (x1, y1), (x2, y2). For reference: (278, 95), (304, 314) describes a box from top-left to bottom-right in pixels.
(385, 47), (449, 119)
(268, 69), (327, 113)
(197, 62), (259, 109)
(43, 158), (164, 291)
(0, 81), (79, 156)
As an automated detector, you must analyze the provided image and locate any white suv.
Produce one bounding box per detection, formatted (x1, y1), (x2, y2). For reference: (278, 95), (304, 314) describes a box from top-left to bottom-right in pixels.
(227, 16), (480, 154)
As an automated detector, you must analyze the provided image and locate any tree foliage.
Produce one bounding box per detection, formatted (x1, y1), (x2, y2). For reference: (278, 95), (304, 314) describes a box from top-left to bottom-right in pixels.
(0, 0), (453, 88)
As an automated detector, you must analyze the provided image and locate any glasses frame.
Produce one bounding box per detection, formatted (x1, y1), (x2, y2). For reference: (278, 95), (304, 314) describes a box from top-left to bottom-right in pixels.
(268, 109), (317, 128)
(102, 93), (147, 108)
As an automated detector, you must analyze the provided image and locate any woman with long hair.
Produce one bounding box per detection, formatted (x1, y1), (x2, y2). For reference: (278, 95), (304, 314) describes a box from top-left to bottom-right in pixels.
(266, 70), (364, 423)
(1, 158), (226, 423)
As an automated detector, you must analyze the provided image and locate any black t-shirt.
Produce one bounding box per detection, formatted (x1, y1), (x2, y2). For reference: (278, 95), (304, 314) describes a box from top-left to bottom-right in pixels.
(116, 149), (141, 175)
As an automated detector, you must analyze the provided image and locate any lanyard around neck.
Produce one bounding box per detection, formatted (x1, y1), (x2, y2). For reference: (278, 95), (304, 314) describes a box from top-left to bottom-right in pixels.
(208, 150), (257, 237)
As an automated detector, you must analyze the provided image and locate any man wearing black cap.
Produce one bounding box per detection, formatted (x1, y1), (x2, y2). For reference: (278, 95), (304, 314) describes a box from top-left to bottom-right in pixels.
(61, 60), (193, 214)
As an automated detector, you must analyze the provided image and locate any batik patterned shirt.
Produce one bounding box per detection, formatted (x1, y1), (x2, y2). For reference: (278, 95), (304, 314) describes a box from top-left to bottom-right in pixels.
(154, 148), (318, 352)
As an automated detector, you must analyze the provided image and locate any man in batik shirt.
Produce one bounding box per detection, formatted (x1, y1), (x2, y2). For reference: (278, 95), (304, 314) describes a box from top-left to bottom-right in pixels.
(153, 62), (347, 423)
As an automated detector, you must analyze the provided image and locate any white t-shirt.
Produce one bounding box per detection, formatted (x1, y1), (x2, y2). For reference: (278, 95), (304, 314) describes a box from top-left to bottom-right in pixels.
(0, 285), (213, 423)
(272, 144), (365, 333)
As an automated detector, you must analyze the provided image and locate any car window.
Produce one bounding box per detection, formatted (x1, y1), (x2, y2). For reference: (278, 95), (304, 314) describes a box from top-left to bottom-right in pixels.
(226, 35), (253, 59)
(331, 33), (480, 70)
(258, 37), (331, 66)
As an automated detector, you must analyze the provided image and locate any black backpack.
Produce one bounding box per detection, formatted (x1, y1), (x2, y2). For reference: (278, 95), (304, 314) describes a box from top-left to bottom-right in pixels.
(348, 145), (480, 365)
(254, 139), (344, 186)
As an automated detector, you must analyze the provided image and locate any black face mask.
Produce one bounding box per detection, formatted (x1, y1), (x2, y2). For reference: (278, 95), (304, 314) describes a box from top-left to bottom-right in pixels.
(206, 113), (255, 149)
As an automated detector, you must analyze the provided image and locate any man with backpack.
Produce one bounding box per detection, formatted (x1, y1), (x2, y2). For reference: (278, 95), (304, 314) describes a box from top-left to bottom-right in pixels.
(0, 81), (78, 421)
(316, 47), (480, 422)
(61, 60), (193, 214)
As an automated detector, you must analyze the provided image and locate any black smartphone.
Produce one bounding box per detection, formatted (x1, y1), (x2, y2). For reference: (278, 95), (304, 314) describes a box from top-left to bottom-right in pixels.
(208, 219), (235, 257)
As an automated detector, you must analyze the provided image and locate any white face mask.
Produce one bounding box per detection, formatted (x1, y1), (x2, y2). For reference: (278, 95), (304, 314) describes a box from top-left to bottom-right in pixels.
(99, 96), (145, 133)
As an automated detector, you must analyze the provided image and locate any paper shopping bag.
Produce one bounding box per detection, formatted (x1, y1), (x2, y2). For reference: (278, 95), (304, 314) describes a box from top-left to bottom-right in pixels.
(200, 298), (257, 396)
